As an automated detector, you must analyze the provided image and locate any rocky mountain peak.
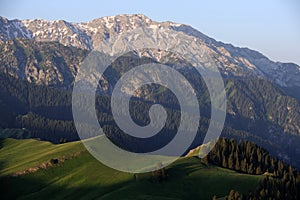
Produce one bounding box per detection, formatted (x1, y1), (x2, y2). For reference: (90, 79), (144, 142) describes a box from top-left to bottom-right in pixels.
(0, 14), (299, 89)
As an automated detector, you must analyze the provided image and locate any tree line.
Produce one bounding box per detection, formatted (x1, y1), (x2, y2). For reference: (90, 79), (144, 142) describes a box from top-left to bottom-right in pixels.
(207, 139), (300, 200)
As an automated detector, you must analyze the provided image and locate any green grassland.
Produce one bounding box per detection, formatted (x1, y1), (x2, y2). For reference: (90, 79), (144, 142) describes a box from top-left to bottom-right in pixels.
(0, 139), (262, 200)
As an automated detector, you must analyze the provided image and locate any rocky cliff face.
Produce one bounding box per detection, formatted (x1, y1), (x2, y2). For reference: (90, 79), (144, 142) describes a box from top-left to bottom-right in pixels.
(0, 39), (87, 87)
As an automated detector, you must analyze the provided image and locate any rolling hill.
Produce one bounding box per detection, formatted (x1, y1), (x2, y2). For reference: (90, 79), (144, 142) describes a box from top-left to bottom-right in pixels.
(0, 138), (262, 200)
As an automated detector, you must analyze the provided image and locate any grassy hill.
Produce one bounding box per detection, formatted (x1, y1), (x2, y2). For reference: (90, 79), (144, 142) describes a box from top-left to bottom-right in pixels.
(0, 138), (262, 200)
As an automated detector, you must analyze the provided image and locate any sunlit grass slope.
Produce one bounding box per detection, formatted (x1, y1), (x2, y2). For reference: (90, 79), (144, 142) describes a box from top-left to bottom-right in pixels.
(0, 139), (262, 200)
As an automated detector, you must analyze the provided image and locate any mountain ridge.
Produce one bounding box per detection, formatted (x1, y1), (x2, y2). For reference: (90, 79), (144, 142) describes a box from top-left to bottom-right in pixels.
(1, 14), (300, 90)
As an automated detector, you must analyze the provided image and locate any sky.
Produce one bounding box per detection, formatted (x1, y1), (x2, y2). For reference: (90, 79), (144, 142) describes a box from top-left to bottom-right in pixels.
(0, 0), (299, 64)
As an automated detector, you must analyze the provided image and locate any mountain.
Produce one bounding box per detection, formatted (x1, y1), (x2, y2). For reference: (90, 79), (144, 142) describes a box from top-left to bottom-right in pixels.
(1, 41), (300, 170)
(1, 14), (300, 200)
(0, 14), (300, 169)
(1, 14), (300, 90)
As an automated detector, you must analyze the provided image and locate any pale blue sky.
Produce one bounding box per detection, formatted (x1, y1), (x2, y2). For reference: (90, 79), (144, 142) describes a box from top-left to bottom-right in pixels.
(1, 0), (299, 64)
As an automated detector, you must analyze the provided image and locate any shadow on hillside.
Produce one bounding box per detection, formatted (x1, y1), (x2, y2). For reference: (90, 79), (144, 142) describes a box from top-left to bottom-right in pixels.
(0, 139), (5, 173)
(168, 162), (205, 177)
(0, 173), (133, 200)
(0, 162), (4, 176)
(0, 138), (3, 149)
